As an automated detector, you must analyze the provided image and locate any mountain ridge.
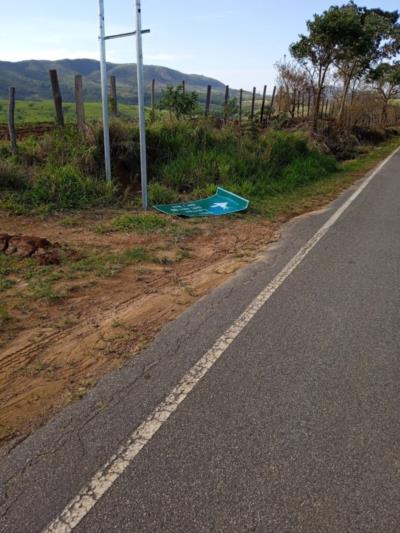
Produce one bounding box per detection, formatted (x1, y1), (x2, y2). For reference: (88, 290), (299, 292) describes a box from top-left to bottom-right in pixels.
(0, 59), (227, 103)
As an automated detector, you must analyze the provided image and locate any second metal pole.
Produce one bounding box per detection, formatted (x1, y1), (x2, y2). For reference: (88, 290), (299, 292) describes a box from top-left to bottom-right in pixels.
(99, 0), (112, 182)
(135, 0), (148, 210)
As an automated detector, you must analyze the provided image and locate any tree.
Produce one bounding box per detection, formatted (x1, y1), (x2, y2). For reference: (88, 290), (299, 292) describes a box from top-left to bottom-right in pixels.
(275, 59), (311, 116)
(333, 4), (400, 122)
(368, 61), (400, 122)
(290, 2), (400, 130)
(159, 85), (199, 119)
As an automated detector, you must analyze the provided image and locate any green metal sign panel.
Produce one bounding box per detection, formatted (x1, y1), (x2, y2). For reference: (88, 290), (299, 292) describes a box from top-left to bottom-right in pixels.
(154, 187), (249, 218)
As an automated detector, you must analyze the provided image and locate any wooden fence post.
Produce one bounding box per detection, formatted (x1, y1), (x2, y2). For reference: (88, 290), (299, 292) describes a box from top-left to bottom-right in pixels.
(109, 75), (118, 116)
(8, 87), (17, 154)
(74, 75), (85, 130)
(49, 69), (64, 127)
(260, 85), (267, 123)
(205, 84), (211, 116)
(239, 89), (243, 124)
(269, 86), (276, 119)
(151, 79), (155, 115)
(224, 85), (229, 123)
(250, 87), (256, 120)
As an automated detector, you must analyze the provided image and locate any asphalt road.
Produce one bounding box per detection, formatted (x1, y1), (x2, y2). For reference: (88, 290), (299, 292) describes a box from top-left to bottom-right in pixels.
(1, 148), (400, 532)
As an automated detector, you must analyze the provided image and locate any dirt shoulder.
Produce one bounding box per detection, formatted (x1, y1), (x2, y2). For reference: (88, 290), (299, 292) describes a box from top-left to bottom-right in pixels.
(0, 210), (279, 445)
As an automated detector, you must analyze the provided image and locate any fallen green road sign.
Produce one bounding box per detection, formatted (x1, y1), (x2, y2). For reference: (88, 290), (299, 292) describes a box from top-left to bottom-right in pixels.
(154, 187), (249, 218)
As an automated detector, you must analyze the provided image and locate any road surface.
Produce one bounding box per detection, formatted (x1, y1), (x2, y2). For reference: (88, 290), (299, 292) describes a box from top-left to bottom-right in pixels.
(1, 148), (400, 532)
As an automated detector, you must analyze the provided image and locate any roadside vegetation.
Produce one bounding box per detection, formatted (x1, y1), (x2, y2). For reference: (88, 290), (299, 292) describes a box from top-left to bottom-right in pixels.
(0, 119), (341, 215)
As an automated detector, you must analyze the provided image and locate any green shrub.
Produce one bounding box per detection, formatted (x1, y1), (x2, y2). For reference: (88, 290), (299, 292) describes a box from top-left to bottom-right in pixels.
(29, 165), (116, 210)
(159, 85), (200, 119)
(282, 153), (337, 189)
(110, 213), (168, 233)
(265, 131), (309, 179)
(0, 159), (29, 190)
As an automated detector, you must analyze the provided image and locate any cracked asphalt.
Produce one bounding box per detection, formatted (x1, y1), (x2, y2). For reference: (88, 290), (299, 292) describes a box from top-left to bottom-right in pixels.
(1, 150), (400, 532)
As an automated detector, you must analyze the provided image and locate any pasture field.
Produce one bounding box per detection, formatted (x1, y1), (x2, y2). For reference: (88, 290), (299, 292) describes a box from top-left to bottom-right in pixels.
(0, 99), (139, 124)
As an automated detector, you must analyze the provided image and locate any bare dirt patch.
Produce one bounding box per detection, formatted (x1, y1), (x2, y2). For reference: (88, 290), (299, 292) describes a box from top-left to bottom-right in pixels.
(0, 210), (279, 445)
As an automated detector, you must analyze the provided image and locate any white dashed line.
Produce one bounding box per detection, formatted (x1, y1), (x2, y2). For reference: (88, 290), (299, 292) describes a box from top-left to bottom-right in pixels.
(43, 146), (400, 532)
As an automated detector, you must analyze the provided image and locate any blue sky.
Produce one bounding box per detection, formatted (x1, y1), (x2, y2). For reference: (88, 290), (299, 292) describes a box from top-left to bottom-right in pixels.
(1, 0), (399, 90)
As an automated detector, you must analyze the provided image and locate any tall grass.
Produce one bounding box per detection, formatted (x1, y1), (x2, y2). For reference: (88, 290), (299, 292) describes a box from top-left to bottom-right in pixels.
(0, 118), (338, 214)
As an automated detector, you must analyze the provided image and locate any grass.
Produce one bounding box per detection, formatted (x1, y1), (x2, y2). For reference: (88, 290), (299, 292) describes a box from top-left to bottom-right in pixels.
(1, 117), (399, 227)
(29, 280), (67, 302)
(252, 136), (400, 219)
(0, 278), (16, 292)
(59, 216), (84, 227)
(0, 243), (162, 331)
(0, 92), (267, 125)
(1, 118), (380, 219)
(97, 213), (168, 234)
(69, 247), (154, 277)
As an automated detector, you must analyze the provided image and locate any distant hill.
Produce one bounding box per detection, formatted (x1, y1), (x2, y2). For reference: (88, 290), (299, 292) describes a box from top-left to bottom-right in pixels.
(0, 59), (229, 104)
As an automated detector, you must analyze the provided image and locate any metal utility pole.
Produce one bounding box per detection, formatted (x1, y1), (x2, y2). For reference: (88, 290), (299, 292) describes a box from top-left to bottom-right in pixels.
(97, 0), (150, 206)
(98, 0), (112, 182)
(135, 0), (148, 210)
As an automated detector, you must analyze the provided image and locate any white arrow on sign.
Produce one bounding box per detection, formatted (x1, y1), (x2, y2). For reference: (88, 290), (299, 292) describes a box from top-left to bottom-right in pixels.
(211, 202), (229, 209)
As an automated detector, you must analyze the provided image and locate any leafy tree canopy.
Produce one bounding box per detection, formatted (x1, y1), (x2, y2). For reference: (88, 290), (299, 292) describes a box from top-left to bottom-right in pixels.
(159, 85), (199, 119)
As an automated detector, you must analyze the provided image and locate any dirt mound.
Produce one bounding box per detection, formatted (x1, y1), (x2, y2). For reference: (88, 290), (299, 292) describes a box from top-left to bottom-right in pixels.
(0, 233), (61, 265)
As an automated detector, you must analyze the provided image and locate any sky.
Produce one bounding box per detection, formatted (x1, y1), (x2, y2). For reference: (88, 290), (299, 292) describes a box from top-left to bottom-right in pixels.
(1, 0), (400, 91)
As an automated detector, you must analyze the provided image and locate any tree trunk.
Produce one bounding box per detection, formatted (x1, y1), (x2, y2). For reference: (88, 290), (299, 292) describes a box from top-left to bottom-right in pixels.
(338, 64), (357, 124)
(312, 86), (323, 132)
(338, 76), (352, 123)
(312, 67), (328, 132)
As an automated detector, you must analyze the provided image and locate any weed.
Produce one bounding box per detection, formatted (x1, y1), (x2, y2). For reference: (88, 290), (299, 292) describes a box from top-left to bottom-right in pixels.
(0, 278), (16, 292)
(59, 216), (84, 227)
(29, 280), (66, 301)
(0, 304), (10, 326)
(121, 247), (153, 263)
(176, 247), (192, 260)
(149, 182), (178, 204)
(101, 213), (169, 234)
(68, 246), (153, 278)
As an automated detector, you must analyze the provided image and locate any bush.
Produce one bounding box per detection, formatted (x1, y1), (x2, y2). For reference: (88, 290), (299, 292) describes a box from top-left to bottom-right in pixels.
(324, 127), (360, 160)
(159, 85), (200, 119)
